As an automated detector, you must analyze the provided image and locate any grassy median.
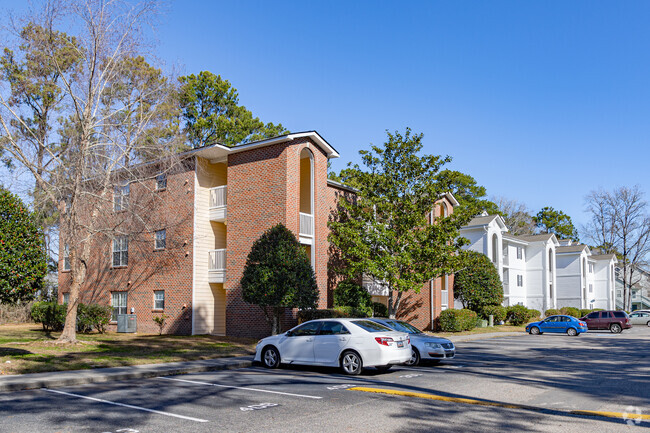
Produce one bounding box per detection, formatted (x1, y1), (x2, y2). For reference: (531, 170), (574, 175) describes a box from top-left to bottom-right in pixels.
(0, 323), (257, 375)
(431, 324), (525, 338)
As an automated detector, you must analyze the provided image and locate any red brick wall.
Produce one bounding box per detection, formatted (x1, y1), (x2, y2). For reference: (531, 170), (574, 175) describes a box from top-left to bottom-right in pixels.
(58, 163), (195, 334)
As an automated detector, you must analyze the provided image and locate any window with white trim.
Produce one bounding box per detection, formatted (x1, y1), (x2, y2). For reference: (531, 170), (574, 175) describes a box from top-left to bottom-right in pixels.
(62, 293), (70, 304)
(516, 247), (523, 260)
(111, 292), (127, 321)
(114, 182), (130, 211)
(63, 244), (71, 271)
(517, 274), (523, 287)
(113, 236), (128, 267)
(588, 263), (594, 273)
(156, 173), (167, 190)
(154, 290), (165, 310)
(155, 229), (166, 250)
(589, 284), (593, 293)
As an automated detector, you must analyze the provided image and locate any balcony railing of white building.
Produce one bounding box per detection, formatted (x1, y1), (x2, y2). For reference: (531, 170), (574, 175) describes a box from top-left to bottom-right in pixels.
(299, 212), (314, 238)
(208, 248), (226, 283)
(209, 186), (227, 221)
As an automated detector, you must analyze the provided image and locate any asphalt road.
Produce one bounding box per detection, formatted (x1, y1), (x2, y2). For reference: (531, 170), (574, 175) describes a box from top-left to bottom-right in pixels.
(1, 327), (648, 432)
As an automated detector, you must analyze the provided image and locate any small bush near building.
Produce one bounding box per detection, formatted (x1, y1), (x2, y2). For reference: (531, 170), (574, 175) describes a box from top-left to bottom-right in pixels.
(559, 307), (580, 318)
(30, 301), (66, 331)
(506, 305), (539, 326)
(372, 302), (388, 317)
(544, 308), (560, 317)
(528, 309), (541, 321)
(439, 309), (477, 332)
(333, 279), (373, 316)
(298, 307), (370, 323)
(77, 304), (112, 334)
(481, 305), (507, 322)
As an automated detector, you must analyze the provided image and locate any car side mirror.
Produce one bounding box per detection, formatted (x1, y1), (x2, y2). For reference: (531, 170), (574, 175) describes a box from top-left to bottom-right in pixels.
(285, 331), (293, 337)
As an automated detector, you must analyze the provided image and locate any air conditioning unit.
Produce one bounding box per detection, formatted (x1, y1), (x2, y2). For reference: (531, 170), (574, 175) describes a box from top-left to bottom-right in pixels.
(117, 314), (137, 333)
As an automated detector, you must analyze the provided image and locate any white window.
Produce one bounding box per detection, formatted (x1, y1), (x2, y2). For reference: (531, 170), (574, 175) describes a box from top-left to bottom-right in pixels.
(113, 236), (128, 267)
(516, 247), (523, 260)
(588, 263), (594, 273)
(63, 244), (71, 271)
(156, 173), (167, 190)
(111, 292), (127, 321)
(589, 284), (593, 293)
(114, 182), (130, 211)
(441, 274), (449, 308)
(517, 275), (523, 287)
(62, 293), (70, 304)
(155, 229), (166, 250)
(154, 290), (165, 310)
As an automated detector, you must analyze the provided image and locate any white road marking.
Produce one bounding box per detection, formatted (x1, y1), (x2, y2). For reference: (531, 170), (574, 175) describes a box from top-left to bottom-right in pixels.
(240, 402), (279, 411)
(42, 389), (208, 423)
(159, 377), (323, 399)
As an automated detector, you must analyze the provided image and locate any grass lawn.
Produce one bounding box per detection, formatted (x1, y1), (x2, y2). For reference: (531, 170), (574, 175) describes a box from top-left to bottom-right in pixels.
(430, 325), (526, 338)
(0, 323), (257, 375)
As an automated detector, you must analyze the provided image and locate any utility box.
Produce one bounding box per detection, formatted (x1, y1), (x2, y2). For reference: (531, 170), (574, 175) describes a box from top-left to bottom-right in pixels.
(117, 314), (137, 333)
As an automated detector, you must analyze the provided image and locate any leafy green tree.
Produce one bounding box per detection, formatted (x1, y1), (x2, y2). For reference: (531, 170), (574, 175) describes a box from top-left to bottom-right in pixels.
(534, 206), (579, 241)
(0, 188), (47, 304)
(453, 250), (503, 313)
(333, 279), (372, 316)
(329, 128), (472, 318)
(435, 169), (498, 216)
(179, 71), (287, 148)
(241, 224), (319, 334)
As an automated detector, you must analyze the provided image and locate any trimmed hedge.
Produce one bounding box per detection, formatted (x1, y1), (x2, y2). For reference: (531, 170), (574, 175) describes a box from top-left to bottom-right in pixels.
(31, 301), (112, 333)
(559, 307), (580, 318)
(481, 305), (507, 322)
(544, 308), (560, 317)
(333, 279), (373, 316)
(439, 309), (477, 332)
(506, 305), (540, 326)
(372, 302), (388, 318)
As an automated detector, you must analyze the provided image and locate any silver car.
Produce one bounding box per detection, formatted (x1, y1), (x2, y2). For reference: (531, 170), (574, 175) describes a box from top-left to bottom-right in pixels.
(369, 318), (455, 366)
(629, 311), (650, 326)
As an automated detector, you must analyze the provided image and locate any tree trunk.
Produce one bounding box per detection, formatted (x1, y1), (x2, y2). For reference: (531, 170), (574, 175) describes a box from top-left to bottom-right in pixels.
(272, 307), (283, 335)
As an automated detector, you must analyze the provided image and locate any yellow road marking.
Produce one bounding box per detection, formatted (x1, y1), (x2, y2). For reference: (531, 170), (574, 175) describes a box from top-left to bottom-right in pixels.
(348, 387), (649, 422)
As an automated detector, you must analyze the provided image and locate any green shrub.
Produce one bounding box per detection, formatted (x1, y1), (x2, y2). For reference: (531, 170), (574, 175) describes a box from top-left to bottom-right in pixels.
(372, 302), (388, 317)
(30, 301), (65, 332)
(579, 309), (592, 318)
(333, 305), (370, 318)
(559, 307), (580, 318)
(333, 279), (372, 316)
(153, 314), (169, 335)
(481, 305), (506, 322)
(544, 308), (560, 317)
(298, 308), (357, 323)
(506, 305), (538, 326)
(77, 303), (112, 334)
(528, 309), (541, 321)
(439, 309), (477, 332)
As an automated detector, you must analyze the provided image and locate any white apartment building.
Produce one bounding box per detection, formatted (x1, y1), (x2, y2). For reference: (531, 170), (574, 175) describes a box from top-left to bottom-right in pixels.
(459, 213), (617, 312)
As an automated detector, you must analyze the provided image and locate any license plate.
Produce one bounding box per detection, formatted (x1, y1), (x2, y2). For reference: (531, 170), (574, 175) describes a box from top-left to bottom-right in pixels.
(397, 341), (404, 348)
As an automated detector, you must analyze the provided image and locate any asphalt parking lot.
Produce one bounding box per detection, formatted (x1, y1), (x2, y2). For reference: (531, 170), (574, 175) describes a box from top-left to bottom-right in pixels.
(1, 327), (648, 433)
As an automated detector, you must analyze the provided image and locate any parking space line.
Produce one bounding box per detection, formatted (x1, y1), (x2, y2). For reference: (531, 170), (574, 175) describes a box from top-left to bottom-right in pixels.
(42, 389), (208, 423)
(158, 377), (323, 399)
(347, 387), (649, 424)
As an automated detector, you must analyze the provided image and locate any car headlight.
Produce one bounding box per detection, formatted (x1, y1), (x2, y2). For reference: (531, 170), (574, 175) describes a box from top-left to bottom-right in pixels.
(424, 342), (442, 349)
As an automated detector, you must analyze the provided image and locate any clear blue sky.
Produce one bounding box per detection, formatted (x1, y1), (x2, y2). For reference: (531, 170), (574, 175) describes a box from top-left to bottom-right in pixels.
(5, 1), (650, 233)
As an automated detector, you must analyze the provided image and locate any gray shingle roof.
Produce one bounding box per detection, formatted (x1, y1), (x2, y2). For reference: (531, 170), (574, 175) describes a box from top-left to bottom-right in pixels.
(591, 253), (617, 261)
(517, 233), (555, 242)
(464, 215), (498, 227)
(556, 244), (588, 253)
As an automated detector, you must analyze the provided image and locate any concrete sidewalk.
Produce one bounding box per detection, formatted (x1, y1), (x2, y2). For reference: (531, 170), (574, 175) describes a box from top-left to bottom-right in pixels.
(0, 356), (254, 393)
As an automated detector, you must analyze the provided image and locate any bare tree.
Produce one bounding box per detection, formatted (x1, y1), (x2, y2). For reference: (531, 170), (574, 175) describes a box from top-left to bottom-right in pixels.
(0, 0), (182, 343)
(584, 186), (650, 310)
(491, 196), (535, 235)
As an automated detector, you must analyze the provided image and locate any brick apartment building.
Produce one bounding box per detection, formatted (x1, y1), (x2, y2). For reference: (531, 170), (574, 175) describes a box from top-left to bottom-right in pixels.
(58, 131), (455, 338)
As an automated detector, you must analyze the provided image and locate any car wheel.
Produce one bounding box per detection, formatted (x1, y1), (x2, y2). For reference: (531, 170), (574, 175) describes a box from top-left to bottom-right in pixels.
(376, 365), (392, 372)
(530, 326), (541, 335)
(647, 321), (650, 327)
(262, 346), (280, 369)
(566, 328), (578, 336)
(610, 323), (622, 334)
(341, 351), (363, 375)
(405, 348), (420, 366)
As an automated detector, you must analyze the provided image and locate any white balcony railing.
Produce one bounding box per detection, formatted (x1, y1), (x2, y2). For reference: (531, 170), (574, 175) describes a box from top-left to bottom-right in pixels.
(209, 249), (226, 271)
(209, 186), (227, 221)
(209, 185), (227, 208)
(299, 212), (314, 238)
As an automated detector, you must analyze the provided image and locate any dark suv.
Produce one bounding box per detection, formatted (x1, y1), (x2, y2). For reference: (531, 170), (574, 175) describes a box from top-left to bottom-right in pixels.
(580, 310), (632, 333)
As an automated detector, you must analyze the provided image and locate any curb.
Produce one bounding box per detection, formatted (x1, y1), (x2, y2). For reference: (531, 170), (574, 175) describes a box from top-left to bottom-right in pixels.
(446, 331), (525, 342)
(0, 356), (254, 393)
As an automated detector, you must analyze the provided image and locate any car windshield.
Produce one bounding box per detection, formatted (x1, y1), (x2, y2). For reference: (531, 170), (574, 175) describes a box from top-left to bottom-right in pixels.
(383, 320), (422, 334)
(351, 320), (393, 333)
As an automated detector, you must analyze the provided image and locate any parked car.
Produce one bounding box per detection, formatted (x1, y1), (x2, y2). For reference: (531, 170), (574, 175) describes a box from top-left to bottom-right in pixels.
(369, 318), (455, 366)
(525, 315), (587, 336)
(579, 310), (632, 333)
(628, 311), (650, 326)
(254, 318), (411, 375)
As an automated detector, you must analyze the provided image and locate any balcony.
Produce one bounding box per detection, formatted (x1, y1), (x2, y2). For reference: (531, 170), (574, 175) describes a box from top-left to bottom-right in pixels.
(209, 186), (227, 221)
(502, 254), (509, 267)
(208, 248), (226, 283)
(299, 212), (314, 244)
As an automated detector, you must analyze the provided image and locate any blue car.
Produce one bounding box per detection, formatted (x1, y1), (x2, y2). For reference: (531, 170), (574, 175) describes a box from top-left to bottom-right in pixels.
(525, 315), (588, 336)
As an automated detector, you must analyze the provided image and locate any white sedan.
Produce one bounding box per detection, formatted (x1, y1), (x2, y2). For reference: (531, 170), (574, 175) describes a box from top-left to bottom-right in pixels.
(254, 318), (411, 375)
(629, 311), (650, 326)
